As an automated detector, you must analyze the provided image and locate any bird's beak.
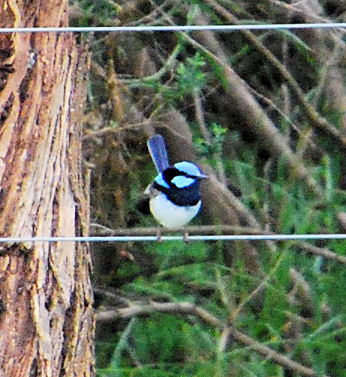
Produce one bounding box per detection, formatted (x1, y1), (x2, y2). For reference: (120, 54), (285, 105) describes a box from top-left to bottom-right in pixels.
(199, 174), (208, 179)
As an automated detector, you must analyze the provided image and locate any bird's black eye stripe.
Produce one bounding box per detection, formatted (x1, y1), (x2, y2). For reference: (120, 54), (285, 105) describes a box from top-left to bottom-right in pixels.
(163, 167), (199, 184)
(162, 167), (179, 183)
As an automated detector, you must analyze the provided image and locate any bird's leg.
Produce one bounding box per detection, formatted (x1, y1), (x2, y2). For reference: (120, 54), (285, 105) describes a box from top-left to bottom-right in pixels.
(156, 227), (162, 242)
(183, 228), (189, 243)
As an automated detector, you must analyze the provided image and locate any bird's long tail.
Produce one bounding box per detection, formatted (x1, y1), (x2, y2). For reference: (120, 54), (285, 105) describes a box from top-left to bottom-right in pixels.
(147, 134), (170, 173)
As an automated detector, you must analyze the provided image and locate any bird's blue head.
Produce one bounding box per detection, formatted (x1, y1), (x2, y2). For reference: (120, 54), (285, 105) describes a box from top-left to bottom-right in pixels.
(154, 161), (207, 189)
(172, 161), (208, 187)
(174, 161), (205, 177)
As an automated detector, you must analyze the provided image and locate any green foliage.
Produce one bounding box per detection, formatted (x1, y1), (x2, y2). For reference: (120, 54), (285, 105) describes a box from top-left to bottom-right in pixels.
(94, 142), (346, 375)
(162, 52), (208, 103)
(97, 239), (346, 376)
(195, 123), (227, 157)
(70, 0), (119, 26)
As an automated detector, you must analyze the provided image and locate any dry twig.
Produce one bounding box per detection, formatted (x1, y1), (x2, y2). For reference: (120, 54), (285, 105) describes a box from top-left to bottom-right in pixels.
(203, 0), (346, 152)
(97, 300), (330, 377)
(179, 30), (323, 196)
(90, 223), (346, 264)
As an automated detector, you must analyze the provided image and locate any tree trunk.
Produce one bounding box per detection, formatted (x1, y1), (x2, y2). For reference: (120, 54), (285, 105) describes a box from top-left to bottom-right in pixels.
(0, 1), (94, 376)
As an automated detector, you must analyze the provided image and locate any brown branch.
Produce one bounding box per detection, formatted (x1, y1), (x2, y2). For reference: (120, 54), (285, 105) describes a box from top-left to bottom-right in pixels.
(337, 212), (346, 231)
(288, 268), (314, 317)
(90, 223), (274, 236)
(128, 0), (174, 26)
(178, 30), (323, 196)
(97, 301), (329, 377)
(246, 83), (321, 155)
(230, 326), (327, 377)
(89, 223), (346, 264)
(203, 0), (346, 152)
(268, 0), (346, 38)
(293, 242), (346, 264)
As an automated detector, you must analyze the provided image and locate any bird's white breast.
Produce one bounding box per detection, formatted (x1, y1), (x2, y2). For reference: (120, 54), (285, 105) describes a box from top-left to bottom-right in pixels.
(149, 193), (201, 228)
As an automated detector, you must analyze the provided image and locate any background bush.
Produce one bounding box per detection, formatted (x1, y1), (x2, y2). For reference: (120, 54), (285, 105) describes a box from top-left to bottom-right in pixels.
(70, 0), (346, 376)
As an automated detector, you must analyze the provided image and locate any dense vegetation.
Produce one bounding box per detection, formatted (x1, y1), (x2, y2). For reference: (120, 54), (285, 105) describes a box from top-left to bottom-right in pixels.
(70, 1), (346, 376)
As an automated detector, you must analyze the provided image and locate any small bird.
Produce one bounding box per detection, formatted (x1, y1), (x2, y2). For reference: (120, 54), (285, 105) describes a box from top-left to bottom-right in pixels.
(146, 134), (208, 231)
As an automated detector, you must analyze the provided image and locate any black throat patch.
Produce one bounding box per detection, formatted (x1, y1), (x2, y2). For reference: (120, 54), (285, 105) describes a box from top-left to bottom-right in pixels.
(153, 167), (202, 207)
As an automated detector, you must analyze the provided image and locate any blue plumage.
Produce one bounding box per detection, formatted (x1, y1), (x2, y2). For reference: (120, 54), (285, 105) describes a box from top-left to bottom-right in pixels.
(147, 134), (169, 173)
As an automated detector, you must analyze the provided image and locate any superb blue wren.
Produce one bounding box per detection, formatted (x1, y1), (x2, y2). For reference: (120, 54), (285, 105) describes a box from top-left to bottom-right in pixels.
(146, 134), (208, 228)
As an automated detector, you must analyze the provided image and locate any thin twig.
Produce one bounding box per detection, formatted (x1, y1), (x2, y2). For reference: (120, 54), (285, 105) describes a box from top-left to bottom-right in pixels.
(231, 250), (287, 321)
(246, 83), (321, 154)
(121, 43), (182, 86)
(89, 223), (346, 264)
(128, 0), (174, 26)
(203, 0), (346, 152)
(178, 30), (323, 196)
(89, 223), (273, 236)
(293, 242), (346, 264)
(193, 89), (228, 184)
(97, 300), (329, 377)
(268, 0), (346, 38)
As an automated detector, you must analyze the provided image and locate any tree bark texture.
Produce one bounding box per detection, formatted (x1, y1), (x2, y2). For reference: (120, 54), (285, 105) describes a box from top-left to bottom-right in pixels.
(0, 1), (94, 376)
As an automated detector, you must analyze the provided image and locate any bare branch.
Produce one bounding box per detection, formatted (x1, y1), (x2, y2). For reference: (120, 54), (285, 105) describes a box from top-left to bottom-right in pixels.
(179, 31), (323, 196)
(97, 300), (330, 377)
(90, 223), (346, 264)
(293, 242), (346, 264)
(203, 0), (346, 152)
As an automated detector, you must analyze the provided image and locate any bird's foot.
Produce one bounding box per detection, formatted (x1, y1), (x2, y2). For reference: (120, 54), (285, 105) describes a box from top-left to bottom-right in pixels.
(156, 228), (162, 242)
(183, 228), (189, 243)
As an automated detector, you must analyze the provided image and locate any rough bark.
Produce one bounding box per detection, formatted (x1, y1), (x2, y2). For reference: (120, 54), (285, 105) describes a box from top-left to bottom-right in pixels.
(0, 1), (94, 376)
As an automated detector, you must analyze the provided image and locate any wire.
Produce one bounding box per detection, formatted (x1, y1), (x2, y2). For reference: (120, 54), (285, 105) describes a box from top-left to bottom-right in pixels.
(0, 234), (345, 242)
(0, 23), (345, 34)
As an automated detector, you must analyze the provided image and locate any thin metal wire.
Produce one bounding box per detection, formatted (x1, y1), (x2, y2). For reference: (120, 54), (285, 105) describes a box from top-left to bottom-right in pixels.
(0, 23), (345, 34)
(0, 234), (345, 242)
